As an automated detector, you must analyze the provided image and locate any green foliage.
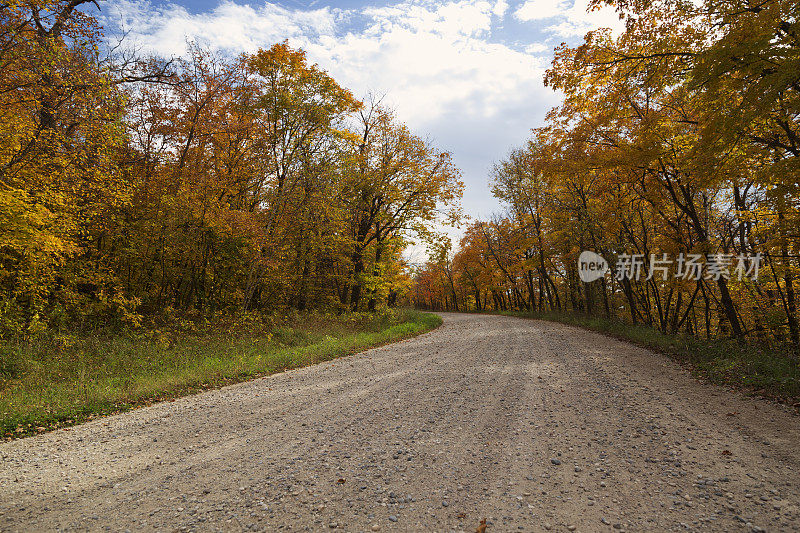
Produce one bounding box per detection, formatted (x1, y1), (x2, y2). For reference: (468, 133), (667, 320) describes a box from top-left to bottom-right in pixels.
(0, 309), (441, 439)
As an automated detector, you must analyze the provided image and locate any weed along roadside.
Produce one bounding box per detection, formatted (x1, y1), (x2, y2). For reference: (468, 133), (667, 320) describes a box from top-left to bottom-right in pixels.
(0, 310), (441, 440)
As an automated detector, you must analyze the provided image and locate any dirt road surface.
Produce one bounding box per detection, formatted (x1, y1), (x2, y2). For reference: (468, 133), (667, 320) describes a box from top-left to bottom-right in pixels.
(1, 313), (799, 532)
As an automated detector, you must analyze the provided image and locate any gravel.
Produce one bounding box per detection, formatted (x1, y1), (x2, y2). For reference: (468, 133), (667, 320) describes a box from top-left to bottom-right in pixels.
(1, 313), (799, 531)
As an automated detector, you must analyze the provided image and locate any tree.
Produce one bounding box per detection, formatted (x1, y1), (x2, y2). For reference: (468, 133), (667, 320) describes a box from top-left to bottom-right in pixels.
(342, 102), (463, 310)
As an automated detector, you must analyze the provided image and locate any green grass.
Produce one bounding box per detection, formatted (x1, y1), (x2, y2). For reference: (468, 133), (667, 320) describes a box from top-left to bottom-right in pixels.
(495, 310), (800, 406)
(0, 309), (441, 440)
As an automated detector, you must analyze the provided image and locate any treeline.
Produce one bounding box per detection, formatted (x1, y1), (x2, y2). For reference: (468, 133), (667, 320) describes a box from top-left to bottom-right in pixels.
(413, 0), (799, 352)
(0, 1), (462, 336)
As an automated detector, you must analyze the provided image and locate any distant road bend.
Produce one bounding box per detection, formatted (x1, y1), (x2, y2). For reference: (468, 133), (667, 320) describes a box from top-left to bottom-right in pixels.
(1, 313), (799, 532)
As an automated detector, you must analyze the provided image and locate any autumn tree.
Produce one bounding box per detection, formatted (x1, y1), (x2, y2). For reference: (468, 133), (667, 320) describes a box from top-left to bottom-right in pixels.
(0, 0), (129, 332)
(0, 8), (464, 335)
(414, 0), (798, 354)
(342, 101), (463, 310)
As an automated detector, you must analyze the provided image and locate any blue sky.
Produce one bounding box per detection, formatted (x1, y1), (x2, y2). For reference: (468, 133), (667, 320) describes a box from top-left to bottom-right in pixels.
(98, 0), (621, 259)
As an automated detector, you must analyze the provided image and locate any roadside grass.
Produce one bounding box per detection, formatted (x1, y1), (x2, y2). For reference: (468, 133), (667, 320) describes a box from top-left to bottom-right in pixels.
(496, 310), (800, 405)
(0, 309), (441, 440)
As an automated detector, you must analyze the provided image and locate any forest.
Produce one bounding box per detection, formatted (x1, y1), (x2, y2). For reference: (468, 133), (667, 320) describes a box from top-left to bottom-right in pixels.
(0, 0), (463, 338)
(0, 0), (467, 435)
(3, 1), (800, 525)
(413, 0), (800, 356)
(2, 0), (799, 433)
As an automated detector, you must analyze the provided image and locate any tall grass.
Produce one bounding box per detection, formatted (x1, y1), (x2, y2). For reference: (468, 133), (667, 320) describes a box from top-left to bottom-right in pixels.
(498, 310), (800, 404)
(0, 309), (441, 439)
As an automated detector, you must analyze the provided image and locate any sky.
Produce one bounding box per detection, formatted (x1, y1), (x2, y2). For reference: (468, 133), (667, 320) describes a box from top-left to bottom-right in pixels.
(97, 0), (622, 260)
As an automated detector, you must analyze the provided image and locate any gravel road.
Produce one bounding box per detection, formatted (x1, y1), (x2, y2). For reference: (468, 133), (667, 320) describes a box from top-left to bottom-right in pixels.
(1, 313), (799, 532)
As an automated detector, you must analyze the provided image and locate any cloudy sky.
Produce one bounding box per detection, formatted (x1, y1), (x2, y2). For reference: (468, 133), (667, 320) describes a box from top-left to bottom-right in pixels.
(98, 0), (621, 257)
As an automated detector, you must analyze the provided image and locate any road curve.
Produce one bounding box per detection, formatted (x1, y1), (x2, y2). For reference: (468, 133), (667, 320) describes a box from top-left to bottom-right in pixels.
(1, 313), (799, 532)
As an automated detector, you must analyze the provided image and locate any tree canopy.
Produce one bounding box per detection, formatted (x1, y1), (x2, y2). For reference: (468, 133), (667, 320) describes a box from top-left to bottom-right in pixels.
(0, 2), (463, 336)
(412, 0), (800, 354)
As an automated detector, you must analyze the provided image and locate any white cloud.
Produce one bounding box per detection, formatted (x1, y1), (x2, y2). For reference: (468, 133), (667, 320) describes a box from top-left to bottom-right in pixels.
(492, 0), (509, 17)
(514, 0), (624, 37)
(102, 0), (550, 130)
(105, 0), (339, 56)
(515, 0), (570, 20)
(525, 42), (550, 53)
(99, 0), (567, 233)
